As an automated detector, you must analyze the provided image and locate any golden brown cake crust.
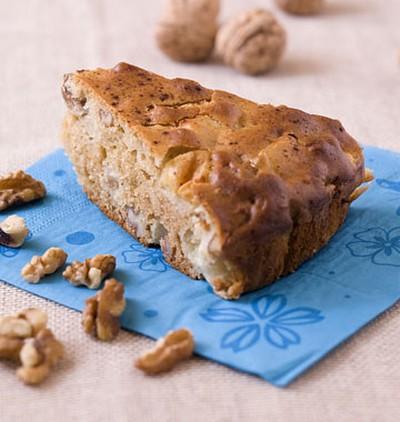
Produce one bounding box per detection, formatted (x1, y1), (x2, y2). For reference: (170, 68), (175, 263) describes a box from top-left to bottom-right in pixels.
(63, 63), (365, 297)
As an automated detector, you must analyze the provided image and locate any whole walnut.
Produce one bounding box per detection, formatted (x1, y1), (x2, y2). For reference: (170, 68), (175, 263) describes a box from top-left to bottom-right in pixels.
(155, 0), (220, 62)
(215, 9), (286, 75)
(276, 0), (324, 15)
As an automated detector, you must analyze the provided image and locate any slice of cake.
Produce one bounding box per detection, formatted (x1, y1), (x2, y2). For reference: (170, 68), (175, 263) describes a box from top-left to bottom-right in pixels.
(61, 63), (367, 299)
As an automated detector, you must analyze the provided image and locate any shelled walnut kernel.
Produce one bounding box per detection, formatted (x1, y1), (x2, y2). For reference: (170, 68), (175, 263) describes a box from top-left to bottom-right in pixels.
(21, 247), (68, 283)
(63, 254), (116, 289)
(0, 215), (29, 248)
(0, 308), (48, 360)
(82, 278), (126, 341)
(0, 315), (31, 360)
(0, 308), (63, 385)
(135, 328), (194, 374)
(17, 328), (64, 385)
(0, 170), (46, 211)
(16, 308), (48, 336)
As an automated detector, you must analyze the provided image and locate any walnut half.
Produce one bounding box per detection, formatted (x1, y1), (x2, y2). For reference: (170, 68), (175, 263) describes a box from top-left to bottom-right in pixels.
(0, 336), (24, 361)
(16, 308), (48, 336)
(0, 308), (63, 385)
(62, 74), (89, 117)
(135, 328), (194, 374)
(0, 170), (46, 211)
(0, 215), (29, 248)
(63, 254), (116, 289)
(21, 247), (68, 283)
(82, 278), (126, 341)
(0, 316), (31, 360)
(0, 308), (47, 361)
(17, 328), (64, 385)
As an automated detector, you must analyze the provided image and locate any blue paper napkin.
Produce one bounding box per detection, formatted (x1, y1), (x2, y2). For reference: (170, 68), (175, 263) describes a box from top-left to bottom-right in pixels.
(1, 147), (399, 387)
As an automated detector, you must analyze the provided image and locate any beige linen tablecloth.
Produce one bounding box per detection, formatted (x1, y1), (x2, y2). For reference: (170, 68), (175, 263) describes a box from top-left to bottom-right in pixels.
(1, 1), (399, 421)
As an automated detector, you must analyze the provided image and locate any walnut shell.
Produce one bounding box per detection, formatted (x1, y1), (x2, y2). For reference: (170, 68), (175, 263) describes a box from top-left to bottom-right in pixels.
(215, 9), (286, 75)
(276, 0), (324, 15)
(155, 0), (220, 62)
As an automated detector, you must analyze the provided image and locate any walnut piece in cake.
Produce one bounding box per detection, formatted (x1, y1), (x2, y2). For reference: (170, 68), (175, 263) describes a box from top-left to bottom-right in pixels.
(82, 278), (126, 341)
(0, 170), (46, 211)
(63, 254), (116, 289)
